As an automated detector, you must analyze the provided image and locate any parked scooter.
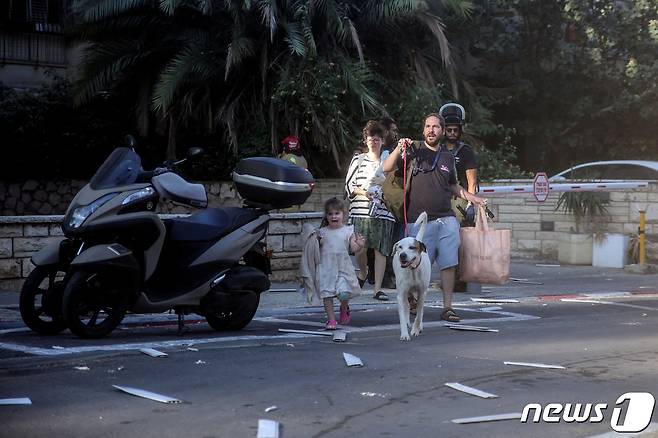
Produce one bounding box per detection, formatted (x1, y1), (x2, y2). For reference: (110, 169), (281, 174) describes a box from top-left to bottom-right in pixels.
(19, 137), (314, 338)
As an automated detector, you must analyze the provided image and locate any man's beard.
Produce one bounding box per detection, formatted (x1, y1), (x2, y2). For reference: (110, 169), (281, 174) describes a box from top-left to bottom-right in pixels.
(446, 134), (460, 143)
(424, 133), (440, 147)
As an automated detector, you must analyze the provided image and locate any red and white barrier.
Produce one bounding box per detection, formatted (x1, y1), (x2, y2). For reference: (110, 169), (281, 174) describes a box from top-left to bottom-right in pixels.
(480, 181), (649, 196)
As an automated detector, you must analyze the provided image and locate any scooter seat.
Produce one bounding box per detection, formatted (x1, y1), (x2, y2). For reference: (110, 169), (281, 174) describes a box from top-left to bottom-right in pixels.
(165, 208), (261, 242)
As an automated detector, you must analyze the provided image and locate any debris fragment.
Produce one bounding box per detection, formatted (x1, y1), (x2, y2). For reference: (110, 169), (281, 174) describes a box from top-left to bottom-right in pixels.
(194, 360), (206, 365)
(445, 383), (498, 399)
(278, 328), (333, 337)
(257, 419), (280, 438)
(74, 366), (90, 371)
(139, 348), (168, 357)
(343, 352), (364, 367)
(480, 306), (502, 312)
(471, 298), (519, 304)
(51, 346), (65, 350)
(446, 324), (498, 333)
(451, 412), (522, 424)
(285, 343), (295, 348)
(360, 392), (390, 398)
(504, 361), (565, 370)
(264, 405), (278, 413)
(510, 278), (543, 285)
(112, 385), (181, 404)
(0, 398), (32, 405)
(187, 347), (199, 352)
(332, 331), (347, 342)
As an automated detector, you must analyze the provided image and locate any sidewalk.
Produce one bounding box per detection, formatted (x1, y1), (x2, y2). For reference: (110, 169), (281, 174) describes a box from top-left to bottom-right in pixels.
(2, 260), (657, 316)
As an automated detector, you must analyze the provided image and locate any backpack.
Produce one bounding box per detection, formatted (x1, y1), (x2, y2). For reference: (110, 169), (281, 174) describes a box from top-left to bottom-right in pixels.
(343, 153), (366, 200)
(381, 141), (422, 223)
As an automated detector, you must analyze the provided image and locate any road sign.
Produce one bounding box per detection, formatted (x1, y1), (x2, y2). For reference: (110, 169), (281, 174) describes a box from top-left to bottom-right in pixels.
(533, 172), (550, 203)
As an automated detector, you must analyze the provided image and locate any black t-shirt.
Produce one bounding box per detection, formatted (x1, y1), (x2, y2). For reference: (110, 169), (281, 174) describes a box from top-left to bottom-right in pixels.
(450, 142), (477, 190)
(396, 143), (458, 221)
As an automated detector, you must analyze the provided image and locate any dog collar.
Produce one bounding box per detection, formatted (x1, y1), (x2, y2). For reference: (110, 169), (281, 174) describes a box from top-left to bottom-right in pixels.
(408, 256), (422, 270)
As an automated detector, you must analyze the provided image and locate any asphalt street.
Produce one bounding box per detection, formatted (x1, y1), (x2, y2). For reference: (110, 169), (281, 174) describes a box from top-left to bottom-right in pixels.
(1, 261), (658, 438)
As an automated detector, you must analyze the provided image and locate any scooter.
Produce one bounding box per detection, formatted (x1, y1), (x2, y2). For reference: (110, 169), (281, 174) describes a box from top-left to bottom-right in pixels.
(19, 137), (314, 338)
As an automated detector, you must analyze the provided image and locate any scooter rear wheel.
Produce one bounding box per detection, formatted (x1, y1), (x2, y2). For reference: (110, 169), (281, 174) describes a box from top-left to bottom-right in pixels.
(62, 271), (127, 339)
(19, 265), (67, 335)
(206, 292), (260, 331)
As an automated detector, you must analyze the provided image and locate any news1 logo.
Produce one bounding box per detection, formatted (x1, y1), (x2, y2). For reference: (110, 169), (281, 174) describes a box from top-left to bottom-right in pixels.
(521, 392), (656, 432)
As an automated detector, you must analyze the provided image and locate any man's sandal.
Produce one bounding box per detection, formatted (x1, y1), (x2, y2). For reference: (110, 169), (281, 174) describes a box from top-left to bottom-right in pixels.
(357, 269), (369, 288)
(441, 308), (460, 323)
(373, 291), (389, 301)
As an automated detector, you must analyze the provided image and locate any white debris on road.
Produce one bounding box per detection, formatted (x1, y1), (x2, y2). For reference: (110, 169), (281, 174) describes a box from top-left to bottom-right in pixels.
(504, 361), (565, 370)
(451, 412), (523, 424)
(445, 383), (498, 399)
(264, 405), (278, 413)
(0, 398), (32, 405)
(139, 348), (168, 357)
(343, 353), (364, 367)
(112, 385), (181, 404)
(257, 419), (280, 438)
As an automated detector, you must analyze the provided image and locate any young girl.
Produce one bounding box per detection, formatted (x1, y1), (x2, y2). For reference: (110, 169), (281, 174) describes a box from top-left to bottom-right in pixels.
(300, 197), (365, 329)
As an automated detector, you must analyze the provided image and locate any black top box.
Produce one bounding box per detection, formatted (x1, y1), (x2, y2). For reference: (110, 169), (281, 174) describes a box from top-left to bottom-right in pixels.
(232, 157), (315, 209)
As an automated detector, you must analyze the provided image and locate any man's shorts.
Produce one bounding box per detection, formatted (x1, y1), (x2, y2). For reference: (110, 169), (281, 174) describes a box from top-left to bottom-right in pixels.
(407, 216), (460, 270)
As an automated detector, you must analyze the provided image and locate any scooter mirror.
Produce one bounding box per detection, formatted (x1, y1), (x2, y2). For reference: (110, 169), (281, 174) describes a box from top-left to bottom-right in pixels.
(187, 147), (205, 159)
(124, 135), (137, 149)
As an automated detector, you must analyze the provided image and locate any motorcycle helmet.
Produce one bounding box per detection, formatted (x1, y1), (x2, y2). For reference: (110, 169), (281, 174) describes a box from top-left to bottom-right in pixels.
(281, 135), (301, 155)
(439, 102), (466, 127)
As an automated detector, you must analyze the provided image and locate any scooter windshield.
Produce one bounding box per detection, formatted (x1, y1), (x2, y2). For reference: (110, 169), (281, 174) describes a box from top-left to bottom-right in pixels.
(89, 147), (142, 190)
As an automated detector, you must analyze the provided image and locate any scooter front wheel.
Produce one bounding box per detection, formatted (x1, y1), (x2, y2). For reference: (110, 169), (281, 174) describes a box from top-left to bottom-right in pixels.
(205, 292), (260, 331)
(62, 271), (127, 339)
(19, 265), (68, 335)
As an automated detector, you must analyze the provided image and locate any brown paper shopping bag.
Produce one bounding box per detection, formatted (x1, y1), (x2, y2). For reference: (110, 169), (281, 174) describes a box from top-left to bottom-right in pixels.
(459, 205), (511, 285)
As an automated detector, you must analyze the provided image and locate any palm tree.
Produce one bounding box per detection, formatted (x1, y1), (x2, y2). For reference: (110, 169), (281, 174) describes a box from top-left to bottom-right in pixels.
(71, 0), (472, 168)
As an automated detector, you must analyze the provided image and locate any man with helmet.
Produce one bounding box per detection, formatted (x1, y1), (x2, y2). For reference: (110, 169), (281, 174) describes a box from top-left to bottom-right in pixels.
(279, 135), (308, 170)
(439, 103), (479, 293)
(438, 103), (478, 224)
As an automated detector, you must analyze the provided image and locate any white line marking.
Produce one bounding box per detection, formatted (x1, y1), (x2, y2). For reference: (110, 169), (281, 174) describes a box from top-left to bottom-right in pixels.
(561, 298), (658, 311)
(0, 328), (31, 335)
(0, 310), (539, 357)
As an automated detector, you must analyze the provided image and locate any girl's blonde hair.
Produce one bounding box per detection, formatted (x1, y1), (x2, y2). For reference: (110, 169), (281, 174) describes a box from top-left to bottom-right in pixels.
(320, 197), (346, 227)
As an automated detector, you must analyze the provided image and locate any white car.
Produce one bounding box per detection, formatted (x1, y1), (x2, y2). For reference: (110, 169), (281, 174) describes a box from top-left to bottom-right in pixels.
(550, 160), (658, 181)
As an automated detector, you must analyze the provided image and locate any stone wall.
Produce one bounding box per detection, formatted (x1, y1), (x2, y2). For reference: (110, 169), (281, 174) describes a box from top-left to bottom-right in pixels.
(2, 180), (657, 290)
(0, 179), (345, 215)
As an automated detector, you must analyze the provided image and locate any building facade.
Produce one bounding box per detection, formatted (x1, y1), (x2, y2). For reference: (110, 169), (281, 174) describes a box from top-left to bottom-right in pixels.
(1, 0), (70, 88)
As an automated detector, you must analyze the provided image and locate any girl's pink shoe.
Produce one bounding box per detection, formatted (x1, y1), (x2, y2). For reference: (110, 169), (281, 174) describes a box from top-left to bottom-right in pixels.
(326, 319), (337, 330)
(339, 306), (351, 325)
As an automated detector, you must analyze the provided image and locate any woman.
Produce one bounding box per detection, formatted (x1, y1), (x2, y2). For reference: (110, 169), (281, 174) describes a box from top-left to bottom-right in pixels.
(344, 120), (396, 301)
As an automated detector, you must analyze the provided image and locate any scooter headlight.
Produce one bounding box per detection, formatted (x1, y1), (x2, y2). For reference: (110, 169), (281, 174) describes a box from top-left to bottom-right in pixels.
(67, 193), (117, 229)
(121, 187), (155, 205)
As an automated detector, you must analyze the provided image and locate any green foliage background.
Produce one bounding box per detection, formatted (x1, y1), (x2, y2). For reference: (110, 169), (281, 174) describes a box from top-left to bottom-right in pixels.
(2, 0), (657, 181)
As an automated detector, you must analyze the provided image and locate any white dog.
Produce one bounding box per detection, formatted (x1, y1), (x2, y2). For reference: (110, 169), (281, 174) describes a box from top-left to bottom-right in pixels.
(393, 212), (431, 341)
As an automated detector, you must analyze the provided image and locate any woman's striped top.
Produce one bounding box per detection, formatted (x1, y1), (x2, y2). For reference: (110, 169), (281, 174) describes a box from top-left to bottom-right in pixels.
(344, 153), (396, 222)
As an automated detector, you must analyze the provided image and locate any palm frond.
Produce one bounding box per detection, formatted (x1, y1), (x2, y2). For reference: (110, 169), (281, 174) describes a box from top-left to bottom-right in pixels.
(152, 41), (217, 114)
(225, 35), (256, 80)
(416, 11), (458, 96)
(75, 0), (153, 23)
(257, 0), (278, 42)
(283, 22), (307, 56)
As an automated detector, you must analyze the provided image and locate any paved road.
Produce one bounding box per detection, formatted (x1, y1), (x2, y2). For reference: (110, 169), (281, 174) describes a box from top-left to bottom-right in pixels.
(1, 262), (658, 438)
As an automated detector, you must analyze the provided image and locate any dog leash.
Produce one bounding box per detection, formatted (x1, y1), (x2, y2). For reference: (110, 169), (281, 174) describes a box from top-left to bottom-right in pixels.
(403, 141), (408, 236)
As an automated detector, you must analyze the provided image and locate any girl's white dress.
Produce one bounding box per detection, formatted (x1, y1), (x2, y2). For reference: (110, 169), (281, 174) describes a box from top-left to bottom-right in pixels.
(316, 225), (361, 299)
